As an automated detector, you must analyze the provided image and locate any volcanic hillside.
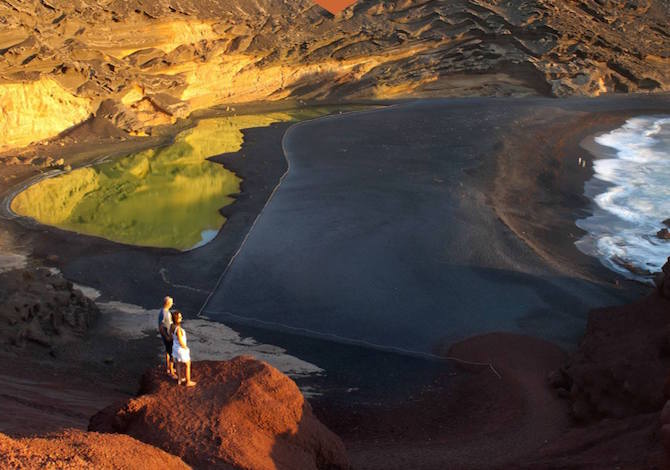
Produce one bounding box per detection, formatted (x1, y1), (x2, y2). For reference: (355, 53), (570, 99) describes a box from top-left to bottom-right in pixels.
(1, 0), (668, 151)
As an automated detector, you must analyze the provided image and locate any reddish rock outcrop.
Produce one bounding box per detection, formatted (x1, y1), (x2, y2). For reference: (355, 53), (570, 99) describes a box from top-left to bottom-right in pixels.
(550, 292), (670, 421)
(527, 289), (670, 468)
(90, 356), (349, 470)
(0, 429), (189, 469)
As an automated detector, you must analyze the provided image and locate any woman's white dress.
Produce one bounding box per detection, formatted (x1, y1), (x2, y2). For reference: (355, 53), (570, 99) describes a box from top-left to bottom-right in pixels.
(172, 326), (191, 363)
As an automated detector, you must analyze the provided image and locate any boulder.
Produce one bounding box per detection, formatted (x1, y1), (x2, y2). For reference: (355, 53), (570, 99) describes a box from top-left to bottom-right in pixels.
(0, 267), (98, 350)
(554, 293), (670, 421)
(90, 356), (349, 470)
(0, 430), (189, 469)
(538, 293), (670, 467)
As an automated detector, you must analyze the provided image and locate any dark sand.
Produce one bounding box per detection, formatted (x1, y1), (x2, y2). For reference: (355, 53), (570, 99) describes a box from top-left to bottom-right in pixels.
(0, 340), (148, 437)
(203, 97), (669, 356)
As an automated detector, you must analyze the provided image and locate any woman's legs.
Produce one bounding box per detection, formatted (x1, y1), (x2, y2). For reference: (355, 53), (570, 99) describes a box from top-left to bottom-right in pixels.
(168, 355), (176, 379)
(185, 361), (196, 387)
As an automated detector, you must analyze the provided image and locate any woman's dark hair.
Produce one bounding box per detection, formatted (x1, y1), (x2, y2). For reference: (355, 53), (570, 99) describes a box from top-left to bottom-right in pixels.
(171, 310), (182, 324)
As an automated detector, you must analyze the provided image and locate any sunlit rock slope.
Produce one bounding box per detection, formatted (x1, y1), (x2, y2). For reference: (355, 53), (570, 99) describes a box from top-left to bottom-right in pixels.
(0, 0), (668, 150)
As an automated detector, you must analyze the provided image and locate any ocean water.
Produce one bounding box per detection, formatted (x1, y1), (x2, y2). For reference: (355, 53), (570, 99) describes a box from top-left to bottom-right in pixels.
(576, 115), (670, 280)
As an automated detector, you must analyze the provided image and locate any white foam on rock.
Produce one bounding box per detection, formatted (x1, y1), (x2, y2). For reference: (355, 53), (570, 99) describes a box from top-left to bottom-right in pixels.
(576, 115), (670, 279)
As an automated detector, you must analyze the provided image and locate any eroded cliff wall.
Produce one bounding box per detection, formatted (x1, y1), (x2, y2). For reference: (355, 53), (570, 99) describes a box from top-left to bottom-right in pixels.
(0, 0), (668, 151)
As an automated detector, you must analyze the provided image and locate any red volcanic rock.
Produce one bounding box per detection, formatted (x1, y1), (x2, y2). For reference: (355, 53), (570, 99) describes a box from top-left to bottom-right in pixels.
(0, 430), (189, 469)
(90, 356), (349, 470)
(551, 292), (670, 421)
(525, 293), (670, 468)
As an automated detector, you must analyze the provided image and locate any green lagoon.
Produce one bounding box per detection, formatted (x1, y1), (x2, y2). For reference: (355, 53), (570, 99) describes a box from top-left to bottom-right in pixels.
(12, 110), (338, 250)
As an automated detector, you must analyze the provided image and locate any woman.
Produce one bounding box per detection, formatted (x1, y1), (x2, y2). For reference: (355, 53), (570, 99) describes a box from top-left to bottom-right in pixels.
(170, 311), (196, 387)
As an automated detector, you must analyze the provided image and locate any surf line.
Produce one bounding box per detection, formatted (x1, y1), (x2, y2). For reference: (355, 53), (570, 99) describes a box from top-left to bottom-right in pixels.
(201, 308), (502, 379)
(1, 169), (62, 221)
(1, 152), (120, 221)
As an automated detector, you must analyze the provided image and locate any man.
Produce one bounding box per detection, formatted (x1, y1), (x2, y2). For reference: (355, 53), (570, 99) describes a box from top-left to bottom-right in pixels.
(158, 296), (176, 378)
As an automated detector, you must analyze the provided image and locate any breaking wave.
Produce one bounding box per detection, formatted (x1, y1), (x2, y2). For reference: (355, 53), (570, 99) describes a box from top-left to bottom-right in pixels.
(576, 116), (670, 280)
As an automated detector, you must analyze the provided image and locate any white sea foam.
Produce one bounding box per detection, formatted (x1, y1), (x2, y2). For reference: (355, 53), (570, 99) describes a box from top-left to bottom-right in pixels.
(576, 116), (670, 280)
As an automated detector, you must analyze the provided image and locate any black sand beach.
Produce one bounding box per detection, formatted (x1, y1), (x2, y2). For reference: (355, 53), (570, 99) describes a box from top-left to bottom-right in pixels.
(203, 97), (668, 355)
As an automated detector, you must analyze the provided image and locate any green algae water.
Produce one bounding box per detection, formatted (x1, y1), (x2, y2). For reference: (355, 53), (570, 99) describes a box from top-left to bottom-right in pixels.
(11, 109), (347, 250)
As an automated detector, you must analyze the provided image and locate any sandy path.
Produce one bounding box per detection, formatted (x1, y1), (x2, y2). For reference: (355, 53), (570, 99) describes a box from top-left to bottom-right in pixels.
(341, 333), (570, 469)
(0, 371), (128, 437)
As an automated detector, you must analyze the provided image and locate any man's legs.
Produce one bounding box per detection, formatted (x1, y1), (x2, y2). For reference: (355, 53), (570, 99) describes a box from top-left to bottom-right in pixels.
(167, 353), (177, 378)
(163, 336), (176, 377)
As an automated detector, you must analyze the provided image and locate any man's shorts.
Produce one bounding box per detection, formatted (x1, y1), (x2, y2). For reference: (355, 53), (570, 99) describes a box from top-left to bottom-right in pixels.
(163, 337), (173, 357)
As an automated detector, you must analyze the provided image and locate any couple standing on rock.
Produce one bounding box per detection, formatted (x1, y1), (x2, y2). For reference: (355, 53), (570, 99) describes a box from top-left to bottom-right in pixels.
(158, 296), (196, 387)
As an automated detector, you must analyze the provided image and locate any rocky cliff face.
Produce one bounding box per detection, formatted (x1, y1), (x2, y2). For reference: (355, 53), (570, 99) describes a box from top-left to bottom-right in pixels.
(526, 287), (670, 468)
(1, 0), (668, 151)
(549, 292), (670, 422)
